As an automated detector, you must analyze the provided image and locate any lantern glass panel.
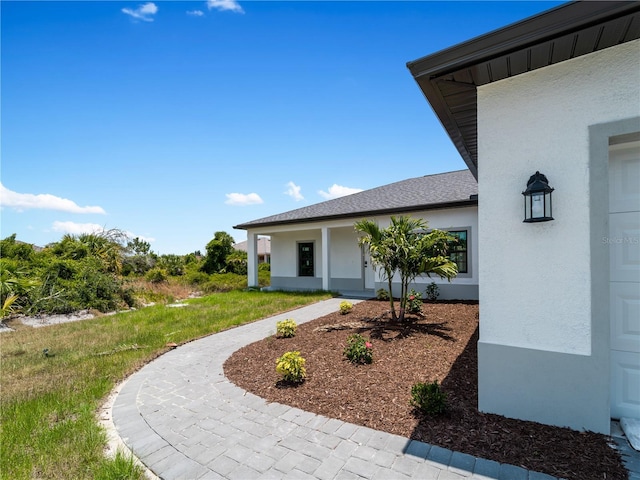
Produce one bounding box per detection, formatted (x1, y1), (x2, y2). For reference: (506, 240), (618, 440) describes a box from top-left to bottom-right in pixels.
(532, 193), (544, 218)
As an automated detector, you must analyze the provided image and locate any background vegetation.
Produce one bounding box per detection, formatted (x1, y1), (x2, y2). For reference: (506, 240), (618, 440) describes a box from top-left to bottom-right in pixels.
(0, 230), (271, 319)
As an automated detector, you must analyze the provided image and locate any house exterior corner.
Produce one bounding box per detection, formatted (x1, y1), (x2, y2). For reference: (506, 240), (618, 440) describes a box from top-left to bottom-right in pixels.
(477, 39), (640, 434)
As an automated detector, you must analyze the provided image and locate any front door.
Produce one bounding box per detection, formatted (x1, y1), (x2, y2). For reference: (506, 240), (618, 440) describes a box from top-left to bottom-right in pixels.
(363, 249), (374, 290)
(609, 140), (640, 420)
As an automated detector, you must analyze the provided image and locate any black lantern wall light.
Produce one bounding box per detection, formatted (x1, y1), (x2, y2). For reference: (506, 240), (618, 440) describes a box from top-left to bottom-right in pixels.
(522, 171), (554, 223)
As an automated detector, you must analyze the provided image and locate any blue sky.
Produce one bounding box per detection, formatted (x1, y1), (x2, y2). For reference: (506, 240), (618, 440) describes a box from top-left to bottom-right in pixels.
(1, 0), (564, 254)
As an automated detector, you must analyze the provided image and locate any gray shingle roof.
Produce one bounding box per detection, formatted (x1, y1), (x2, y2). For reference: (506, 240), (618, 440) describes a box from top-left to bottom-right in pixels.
(234, 169), (477, 230)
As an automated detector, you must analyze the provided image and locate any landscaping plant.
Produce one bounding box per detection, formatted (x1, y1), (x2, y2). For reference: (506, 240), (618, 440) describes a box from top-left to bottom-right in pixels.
(406, 289), (422, 314)
(425, 282), (440, 301)
(275, 351), (307, 383)
(339, 300), (353, 315)
(343, 333), (373, 364)
(410, 380), (448, 415)
(376, 288), (389, 300)
(355, 216), (458, 321)
(276, 318), (297, 338)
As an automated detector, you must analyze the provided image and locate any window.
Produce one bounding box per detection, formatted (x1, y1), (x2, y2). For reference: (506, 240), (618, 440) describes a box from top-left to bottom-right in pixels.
(448, 230), (468, 273)
(298, 242), (314, 276)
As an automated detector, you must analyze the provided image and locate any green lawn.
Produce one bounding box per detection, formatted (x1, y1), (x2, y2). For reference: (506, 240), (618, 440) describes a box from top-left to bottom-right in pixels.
(0, 290), (332, 479)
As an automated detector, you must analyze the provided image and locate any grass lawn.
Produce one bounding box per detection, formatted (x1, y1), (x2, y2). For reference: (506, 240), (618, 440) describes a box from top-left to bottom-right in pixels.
(0, 290), (332, 479)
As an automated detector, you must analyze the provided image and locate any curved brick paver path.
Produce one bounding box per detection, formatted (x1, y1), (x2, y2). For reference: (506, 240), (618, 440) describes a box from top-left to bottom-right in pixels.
(111, 297), (564, 480)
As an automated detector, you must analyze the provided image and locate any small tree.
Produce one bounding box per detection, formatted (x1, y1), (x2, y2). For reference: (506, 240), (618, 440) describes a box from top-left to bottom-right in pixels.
(201, 231), (235, 274)
(355, 216), (458, 321)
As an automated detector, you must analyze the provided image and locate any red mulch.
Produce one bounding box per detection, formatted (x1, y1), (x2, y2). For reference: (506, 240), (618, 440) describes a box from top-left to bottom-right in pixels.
(224, 300), (627, 480)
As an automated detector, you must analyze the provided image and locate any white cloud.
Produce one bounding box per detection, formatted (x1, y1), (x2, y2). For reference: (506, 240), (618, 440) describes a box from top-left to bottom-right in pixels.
(187, 10), (204, 17)
(284, 181), (304, 202)
(52, 221), (156, 243)
(318, 184), (363, 200)
(122, 2), (158, 22)
(207, 0), (244, 13)
(52, 221), (106, 235)
(0, 183), (106, 214)
(225, 192), (263, 206)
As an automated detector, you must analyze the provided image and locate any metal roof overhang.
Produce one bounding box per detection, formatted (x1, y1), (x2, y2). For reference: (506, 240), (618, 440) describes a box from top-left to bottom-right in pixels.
(407, 1), (640, 179)
(233, 198), (478, 230)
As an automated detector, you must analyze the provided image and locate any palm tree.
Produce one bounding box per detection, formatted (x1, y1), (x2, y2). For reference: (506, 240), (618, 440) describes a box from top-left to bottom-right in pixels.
(355, 216), (458, 321)
(0, 261), (38, 317)
(355, 218), (399, 318)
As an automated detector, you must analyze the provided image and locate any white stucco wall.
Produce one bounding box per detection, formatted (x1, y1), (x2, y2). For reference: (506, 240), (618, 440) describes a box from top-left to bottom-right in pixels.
(270, 230), (322, 278)
(368, 206), (479, 287)
(478, 40), (640, 355)
(329, 227), (362, 279)
(261, 205), (478, 292)
(251, 202), (478, 288)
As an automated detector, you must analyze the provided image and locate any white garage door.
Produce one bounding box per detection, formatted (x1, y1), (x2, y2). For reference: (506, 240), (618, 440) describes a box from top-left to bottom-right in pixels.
(610, 140), (640, 420)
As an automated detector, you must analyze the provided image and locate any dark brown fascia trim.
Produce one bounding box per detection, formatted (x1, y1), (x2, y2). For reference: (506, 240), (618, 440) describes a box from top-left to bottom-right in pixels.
(406, 1), (640, 180)
(233, 198), (478, 231)
(407, 1), (639, 79)
(419, 77), (477, 178)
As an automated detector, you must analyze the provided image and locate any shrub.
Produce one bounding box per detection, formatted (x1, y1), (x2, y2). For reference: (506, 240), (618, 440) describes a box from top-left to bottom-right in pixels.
(343, 333), (373, 364)
(376, 289), (389, 300)
(339, 300), (353, 315)
(276, 319), (297, 338)
(145, 268), (168, 284)
(201, 273), (246, 293)
(184, 270), (210, 285)
(406, 289), (422, 314)
(275, 351), (306, 383)
(425, 282), (440, 301)
(410, 380), (448, 415)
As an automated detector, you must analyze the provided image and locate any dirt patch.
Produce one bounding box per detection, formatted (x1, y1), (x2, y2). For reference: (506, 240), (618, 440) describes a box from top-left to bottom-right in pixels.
(224, 300), (626, 480)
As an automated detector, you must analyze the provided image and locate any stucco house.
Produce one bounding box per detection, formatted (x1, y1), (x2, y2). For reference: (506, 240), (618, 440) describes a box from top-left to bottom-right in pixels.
(234, 1), (638, 439)
(234, 169), (478, 300)
(407, 1), (639, 436)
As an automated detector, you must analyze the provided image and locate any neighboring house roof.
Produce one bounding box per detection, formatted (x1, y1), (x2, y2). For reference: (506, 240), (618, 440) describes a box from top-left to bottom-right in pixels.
(234, 169), (477, 230)
(233, 237), (271, 255)
(407, 1), (640, 178)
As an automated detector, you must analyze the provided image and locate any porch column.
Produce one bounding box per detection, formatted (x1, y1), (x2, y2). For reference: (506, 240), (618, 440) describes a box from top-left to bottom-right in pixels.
(322, 227), (331, 291)
(247, 232), (258, 288)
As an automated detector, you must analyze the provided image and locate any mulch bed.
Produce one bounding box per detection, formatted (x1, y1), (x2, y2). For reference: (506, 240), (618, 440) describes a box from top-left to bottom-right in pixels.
(224, 300), (627, 480)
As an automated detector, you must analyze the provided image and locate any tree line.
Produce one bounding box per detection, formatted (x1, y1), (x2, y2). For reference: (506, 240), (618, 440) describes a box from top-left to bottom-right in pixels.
(0, 230), (267, 318)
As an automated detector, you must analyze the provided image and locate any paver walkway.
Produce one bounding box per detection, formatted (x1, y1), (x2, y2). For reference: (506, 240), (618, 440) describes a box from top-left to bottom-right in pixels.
(110, 297), (579, 479)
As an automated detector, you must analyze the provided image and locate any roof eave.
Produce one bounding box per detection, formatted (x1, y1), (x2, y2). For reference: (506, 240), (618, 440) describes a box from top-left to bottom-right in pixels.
(233, 198), (478, 231)
(407, 2), (638, 78)
(407, 1), (640, 179)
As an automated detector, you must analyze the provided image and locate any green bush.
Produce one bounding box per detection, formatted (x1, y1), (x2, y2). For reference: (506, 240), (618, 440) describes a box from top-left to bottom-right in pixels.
(406, 289), (422, 314)
(410, 380), (448, 415)
(425, 282), (440, 301)
(201, 273), (246, 293)
(0, 234), (35, 261)
(376, 289), (389, 301)
(343, 333), (373, 364)
(225, 250), (248, 275)
(276, 319), (297, 338)
(157, 254), (185, 276)
(184, 270), (210, 285)
(339, 300), (353, 315)
(145, 268), (168, 284)
(275, 351), (306, 383)
(258, 269), (270, 287)
(74, 261), (122, 312)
